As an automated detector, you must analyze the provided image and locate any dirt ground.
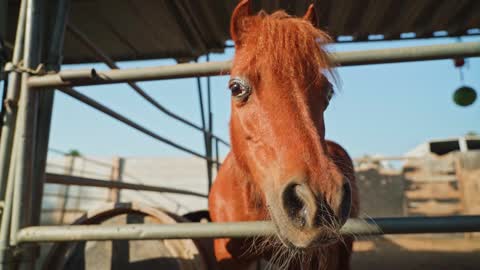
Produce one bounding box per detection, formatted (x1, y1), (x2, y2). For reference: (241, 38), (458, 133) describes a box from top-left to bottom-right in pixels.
(37, 233), (480, 269)
(352, 234), (480, 270)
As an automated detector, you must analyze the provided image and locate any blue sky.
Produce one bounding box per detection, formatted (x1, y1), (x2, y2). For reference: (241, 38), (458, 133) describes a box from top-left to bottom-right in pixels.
(4, 36), (479, 160)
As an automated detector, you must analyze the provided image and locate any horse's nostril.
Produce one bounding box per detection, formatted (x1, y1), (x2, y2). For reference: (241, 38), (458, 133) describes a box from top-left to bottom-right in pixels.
(281, 182), (339, 229)
(281, 183), (319, 228)
(338, 181), (352, 224)
(282, 183), (306, 227)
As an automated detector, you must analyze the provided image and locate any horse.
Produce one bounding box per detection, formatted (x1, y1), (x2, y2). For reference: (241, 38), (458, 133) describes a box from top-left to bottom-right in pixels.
(208, 1), (359, 269)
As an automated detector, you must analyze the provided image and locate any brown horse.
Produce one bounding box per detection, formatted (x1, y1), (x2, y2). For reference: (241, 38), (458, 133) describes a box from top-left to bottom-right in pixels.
(208, 1), (359, 269)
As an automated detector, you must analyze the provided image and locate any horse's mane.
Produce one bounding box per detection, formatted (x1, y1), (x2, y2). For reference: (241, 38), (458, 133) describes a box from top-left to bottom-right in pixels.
(235, 10), (335, 86)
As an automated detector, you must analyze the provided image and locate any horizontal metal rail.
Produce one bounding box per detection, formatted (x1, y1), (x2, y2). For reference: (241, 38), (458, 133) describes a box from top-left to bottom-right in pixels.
(46, 163), (111, 179)
(48, 148), (114, 168)
(332, 41), (480, 65)
(56, 86), (219, 164)
(354, 156), (421, 162)
(45, 173), (208, 198)
(28, 42), (480, 88)
(16, 215), (480, 243)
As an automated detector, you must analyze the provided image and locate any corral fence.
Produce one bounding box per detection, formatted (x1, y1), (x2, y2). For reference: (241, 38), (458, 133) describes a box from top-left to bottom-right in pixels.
(1, 0), (480, 269)
(43, 150), (206, 225)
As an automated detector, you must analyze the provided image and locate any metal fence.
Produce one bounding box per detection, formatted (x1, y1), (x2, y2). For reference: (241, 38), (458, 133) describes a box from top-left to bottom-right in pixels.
(15, 216), (480, 243)
(1, 0), (480, 269)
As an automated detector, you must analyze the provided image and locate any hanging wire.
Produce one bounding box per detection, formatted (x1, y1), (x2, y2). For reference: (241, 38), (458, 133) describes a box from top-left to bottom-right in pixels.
(459, 68), (464, 83)
(456, 37), (465, 84)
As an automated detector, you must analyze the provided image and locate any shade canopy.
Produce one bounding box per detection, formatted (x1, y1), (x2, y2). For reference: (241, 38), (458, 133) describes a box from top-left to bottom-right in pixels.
(2, 0), (479, 64)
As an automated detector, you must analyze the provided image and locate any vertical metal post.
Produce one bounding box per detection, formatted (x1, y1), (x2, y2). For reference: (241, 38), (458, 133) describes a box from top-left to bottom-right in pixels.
(196, 76), (213, 194)
(196, 77), (207, 141)
(0, 0), (7, 43)
(206, 54), (214, 190)
(0, 0), (27, 207)
(0, 69), (7, 139)
(206, 54), (212, 126)
(108, 157), (124, 203)
(0, 149), (17, 269)
(10, 0), (41, 243)
(6, 0), (42, 268)
(59, 155), (74, 224)
(215, 138), (220, 172)
(30, 0), (71, 230)
(12, 0), (69, 266)
(207, 112), (213, 186)
(0, 38), (7, 131)
(0, 0), (25, 260)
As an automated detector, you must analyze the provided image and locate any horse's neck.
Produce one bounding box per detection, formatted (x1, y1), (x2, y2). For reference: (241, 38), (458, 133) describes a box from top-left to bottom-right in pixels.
(211, 152), (268, 222)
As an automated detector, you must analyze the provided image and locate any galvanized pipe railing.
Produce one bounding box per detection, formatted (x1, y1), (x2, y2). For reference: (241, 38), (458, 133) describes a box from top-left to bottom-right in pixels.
(0, 0), (27, 203)
(332, 41), (480, 65)
(27, 41), (480, 88)
(15, 215), (480, 243)
(45, 173), (208, 198)
(10, 0), (42, 248)
(0, 0), (28, 253)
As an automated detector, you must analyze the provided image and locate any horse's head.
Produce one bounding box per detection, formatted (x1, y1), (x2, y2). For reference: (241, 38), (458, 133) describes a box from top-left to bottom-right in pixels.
(228, 0), (351, 249)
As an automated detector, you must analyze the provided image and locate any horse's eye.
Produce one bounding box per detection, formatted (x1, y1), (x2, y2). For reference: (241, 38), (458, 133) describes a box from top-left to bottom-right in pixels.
(327, 88), (334, 102)
(228, 78), (251, 101)
(325, 84), (334, 106)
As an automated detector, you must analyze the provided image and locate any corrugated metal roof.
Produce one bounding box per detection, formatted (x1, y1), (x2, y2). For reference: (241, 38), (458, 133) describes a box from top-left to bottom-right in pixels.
(2, 0), (480, 64)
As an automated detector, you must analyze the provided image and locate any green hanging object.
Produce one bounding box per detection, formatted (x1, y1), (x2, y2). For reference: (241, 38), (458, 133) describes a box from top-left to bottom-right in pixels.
(453, 86), (477, 107)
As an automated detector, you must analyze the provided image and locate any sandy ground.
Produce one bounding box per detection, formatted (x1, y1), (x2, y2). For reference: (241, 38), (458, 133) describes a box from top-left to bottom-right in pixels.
(352, 234), (480, 270)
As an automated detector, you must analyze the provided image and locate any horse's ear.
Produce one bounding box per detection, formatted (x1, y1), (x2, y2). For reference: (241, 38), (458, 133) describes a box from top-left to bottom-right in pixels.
(303, 4), (317, 27)
(230, 0), (251, 44)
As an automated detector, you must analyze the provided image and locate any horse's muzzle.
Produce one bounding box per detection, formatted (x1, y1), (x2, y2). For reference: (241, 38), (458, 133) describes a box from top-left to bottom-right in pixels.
(276, 180), (352, 248)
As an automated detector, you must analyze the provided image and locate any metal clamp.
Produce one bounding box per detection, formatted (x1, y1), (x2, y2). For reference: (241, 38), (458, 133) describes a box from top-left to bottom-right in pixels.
(2, 99), (17, 113)
(3, 61), (47, 76)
